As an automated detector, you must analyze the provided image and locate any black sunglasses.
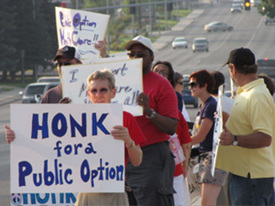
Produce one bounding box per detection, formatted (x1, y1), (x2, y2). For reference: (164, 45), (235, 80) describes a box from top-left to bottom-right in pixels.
(127, 53), (147, 58)
(189, 82), (199, 88)
(90, 88), (109, 95)
(56, 62), (71, 67)
(177, 81), (183, 85)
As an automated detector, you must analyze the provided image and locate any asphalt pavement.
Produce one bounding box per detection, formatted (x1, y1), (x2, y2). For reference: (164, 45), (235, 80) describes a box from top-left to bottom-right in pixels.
(0, 87), (22, 106)
(152, 9), (205, 52)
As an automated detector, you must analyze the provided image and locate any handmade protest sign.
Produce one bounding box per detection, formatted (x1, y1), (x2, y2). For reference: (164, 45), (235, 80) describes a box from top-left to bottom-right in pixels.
(10, 104), (124, 193)
(55, 7), (109, 59)
(211, 85), (223, 176)
(10, 192), (77, 206)
(61, 58), (143, 116)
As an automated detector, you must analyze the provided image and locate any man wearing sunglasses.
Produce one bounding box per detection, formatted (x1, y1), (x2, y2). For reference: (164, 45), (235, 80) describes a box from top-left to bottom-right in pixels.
(41, 46), (83, 103)
(42, 42), (108, 104)
(217, 48), (274, 205)
(124, 36), (178, 206)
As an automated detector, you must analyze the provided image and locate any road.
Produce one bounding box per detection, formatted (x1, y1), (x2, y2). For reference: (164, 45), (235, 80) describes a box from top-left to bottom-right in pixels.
(1, 1), (275, 205)
(154, 0), (275, 91)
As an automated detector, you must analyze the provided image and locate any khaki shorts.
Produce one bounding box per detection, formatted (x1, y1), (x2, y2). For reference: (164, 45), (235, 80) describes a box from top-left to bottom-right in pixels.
(197, 152), (227, 186)
(75, 192), (129, 206)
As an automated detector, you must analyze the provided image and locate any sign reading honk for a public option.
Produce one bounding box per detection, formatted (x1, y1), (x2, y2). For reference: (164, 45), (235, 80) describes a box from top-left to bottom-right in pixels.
(10, 104), (124, 193)
(61, 58), (143, 116)
(55, 7), (110, 59)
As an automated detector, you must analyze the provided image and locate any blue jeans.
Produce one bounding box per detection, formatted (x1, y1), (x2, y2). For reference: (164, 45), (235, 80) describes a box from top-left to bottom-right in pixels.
(229, 173), (274, 206)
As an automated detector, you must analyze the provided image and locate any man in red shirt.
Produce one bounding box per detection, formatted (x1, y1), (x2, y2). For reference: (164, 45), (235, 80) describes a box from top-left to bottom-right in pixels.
(125, 36), (179, 206)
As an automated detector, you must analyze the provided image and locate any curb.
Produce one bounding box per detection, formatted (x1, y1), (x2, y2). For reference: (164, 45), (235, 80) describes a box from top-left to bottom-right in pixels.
(0, 97), (22, 106)
(0, 87), (23, 106)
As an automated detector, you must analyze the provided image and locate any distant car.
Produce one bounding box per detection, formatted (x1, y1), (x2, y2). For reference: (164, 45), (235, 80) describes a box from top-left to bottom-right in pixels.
(251, 0), (260, 7)
(182, 89), (199, 108)
(204, 21), (234, 32)
(192, 37), (209, 52)
(232, 2), (243, 9)
(232, 0), (244, 9)
(21, 82), (59, 103)
(172, 37), (188, 49)
(257, 58), (275, 84)
(224, 90), (232, 98)
(37, 76), (60, 83)
(265, 16), (275, 25)
(231, 5), (242, 13)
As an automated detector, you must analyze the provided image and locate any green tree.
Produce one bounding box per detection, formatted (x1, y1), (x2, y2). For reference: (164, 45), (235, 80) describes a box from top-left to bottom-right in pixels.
(1, 0), (59, 81)
(258, 0), (275, 18)
(0, 0), (19, 81)
(35, 0), (59, 68)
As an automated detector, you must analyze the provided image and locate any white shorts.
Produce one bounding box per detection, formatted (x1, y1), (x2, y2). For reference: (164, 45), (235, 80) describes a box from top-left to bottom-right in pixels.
(173, 174), (191, 206)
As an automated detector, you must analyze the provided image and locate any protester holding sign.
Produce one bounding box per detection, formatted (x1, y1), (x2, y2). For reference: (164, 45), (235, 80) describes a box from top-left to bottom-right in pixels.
(41, 46), (82, 103)
(5, 70), (146, 206)
(218, 48), (274, 205)
(42, 42), (108, 104)
(153, 61), (192, 206)
(210, 71), (234, 206)
(189, 70), (227, 206)
(124, 36), (178, 206)
(62, 69), (146, 206)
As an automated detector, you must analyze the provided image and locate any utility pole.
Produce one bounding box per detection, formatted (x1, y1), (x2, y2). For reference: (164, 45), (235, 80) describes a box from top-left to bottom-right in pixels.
(106, 0), (110, 53)
(149, 0), (152, 37)
(130, 0), (136, 38)
(21, 50), (25, 84)
(165, 0), (168, 31)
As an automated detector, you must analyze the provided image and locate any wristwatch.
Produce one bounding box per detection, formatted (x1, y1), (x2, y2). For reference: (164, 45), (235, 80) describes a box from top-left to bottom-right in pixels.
(232, 135), (238, 146)
(146, 109), (156, 119)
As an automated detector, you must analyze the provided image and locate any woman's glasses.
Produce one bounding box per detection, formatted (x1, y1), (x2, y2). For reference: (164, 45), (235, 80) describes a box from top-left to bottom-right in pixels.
(189, 82), (199, 88)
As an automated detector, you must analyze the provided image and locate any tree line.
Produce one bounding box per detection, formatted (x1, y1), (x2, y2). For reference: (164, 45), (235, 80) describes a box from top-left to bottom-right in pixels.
(0, 0), (60, 81)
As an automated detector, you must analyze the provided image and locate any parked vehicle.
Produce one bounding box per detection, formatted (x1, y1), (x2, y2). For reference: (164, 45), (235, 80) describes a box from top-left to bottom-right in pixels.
(231, 5), (242, 13)
(172, 37), (188, 49)
(224, 90), (232, 98)
(232, 0), (244, 9)
(251, 0), (260, 7)
(21, 82), (59, 103)
(37, 76), (60, 83)
(204, 21), (234, 32)
(257, 58), (275, 83)
(192, 37), (209, 52)
(265, 16), (275, 25)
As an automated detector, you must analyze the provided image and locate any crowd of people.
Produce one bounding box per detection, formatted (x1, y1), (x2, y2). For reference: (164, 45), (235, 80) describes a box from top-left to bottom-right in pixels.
(5, 35), (275, 206)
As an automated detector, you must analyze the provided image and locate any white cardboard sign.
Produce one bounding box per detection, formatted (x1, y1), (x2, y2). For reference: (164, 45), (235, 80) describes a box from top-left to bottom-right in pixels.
(61, 58), (143, 116)
(55, 7), (110, 59)
(211, 85), (223, 176)
(10, 104), (124, 193)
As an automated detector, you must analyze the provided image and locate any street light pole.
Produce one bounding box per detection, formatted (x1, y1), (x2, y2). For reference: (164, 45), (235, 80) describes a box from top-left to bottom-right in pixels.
(106, 0), (110, 53)
(149, 0), (152, 37)
(164, 0), (168, 31)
